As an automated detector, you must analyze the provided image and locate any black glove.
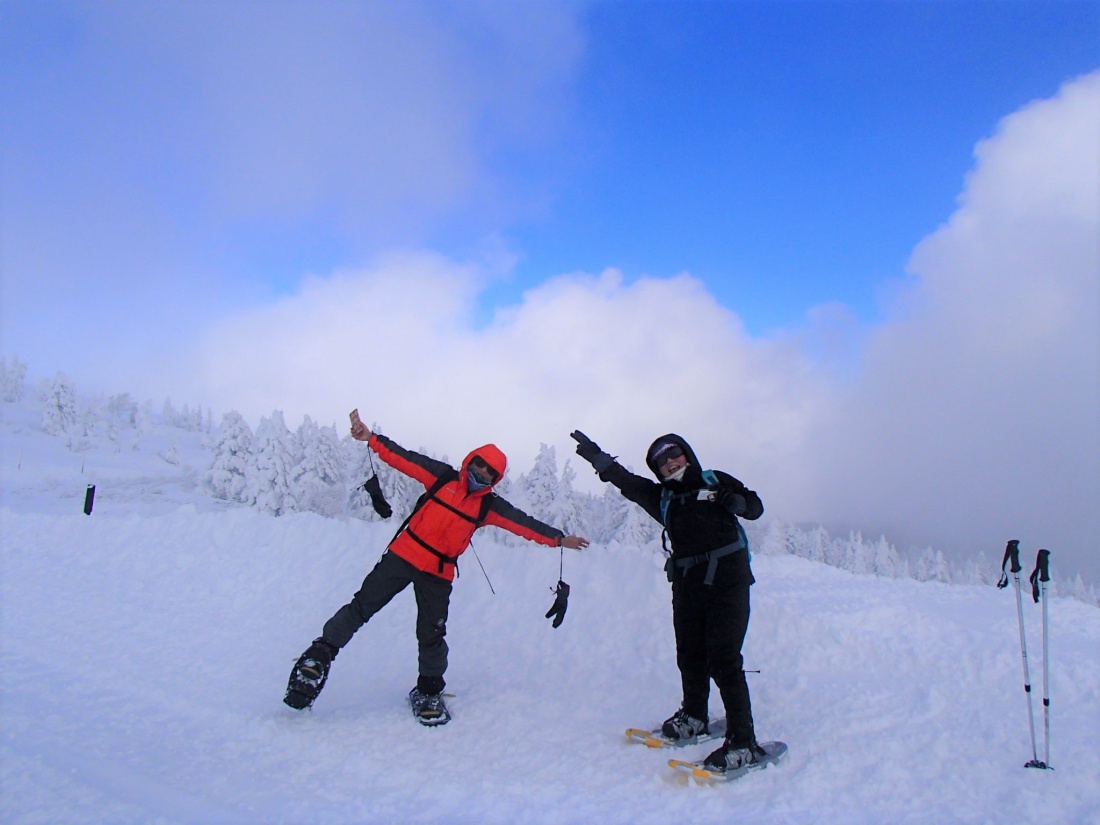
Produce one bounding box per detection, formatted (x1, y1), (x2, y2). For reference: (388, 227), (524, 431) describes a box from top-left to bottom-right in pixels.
(570, 430), (601, 461)
(571, 431), (614, 473)
(362, 475), (393, 519)
(545, 580), (570, 628)
(715, 486), (746, 516)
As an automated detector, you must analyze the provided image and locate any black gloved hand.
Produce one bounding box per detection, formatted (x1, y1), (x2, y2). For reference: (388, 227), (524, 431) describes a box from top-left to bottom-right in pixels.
(570, 430), (601, 462)
(545, 580), (570, 628)
(714, 486), (746, 516)
(362, 475), (393, 519)
(571, 430), (615, 474)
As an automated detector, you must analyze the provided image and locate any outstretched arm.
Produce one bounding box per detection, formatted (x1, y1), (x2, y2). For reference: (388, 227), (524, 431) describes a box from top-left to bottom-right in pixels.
(571, 430), (663, 523)
(349, 408), (450, 488)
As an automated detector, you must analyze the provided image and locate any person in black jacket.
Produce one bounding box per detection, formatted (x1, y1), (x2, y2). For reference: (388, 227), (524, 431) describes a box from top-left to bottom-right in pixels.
(571, 430), (766, 772)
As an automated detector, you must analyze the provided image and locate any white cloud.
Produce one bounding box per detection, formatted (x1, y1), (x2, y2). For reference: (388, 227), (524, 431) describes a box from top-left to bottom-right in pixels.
(188, 259), (827, 496)
(798, 70), (1100, 579)
(178, 72), (1100, 584)
(0, 1), (585, 385)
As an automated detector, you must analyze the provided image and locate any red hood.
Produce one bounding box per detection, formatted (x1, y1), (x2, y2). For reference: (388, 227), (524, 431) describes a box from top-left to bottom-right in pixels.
(462, 443), (507, 489)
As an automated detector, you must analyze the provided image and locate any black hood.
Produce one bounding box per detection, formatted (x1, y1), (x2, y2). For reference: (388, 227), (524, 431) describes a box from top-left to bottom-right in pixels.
(645, 433), (704, 489)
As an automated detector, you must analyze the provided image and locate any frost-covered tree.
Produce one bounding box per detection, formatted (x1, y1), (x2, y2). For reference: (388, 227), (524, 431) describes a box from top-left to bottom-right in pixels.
(106, 393), (139, 428)
(545, 458), (584, 535)
(161, 439), (181, 466)
(913, 546), (951, 583)
(840, 532), (871, 575)
(522, 443), (561, 521)
(609, 485), (660, 546)
(162, 398), (179, 428)
(872, 536), (904, 579)
(245, 411), (300, 516)
(294, 416), (345, 517)
(41, 372), (81, 437)
(138, 400), (155, 433)
(1, 356), (27, 402)
(204, 411), (253, 502)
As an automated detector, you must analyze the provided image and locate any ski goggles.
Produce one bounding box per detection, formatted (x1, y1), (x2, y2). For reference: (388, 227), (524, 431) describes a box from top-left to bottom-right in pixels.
(652, 445), (685, 468)
(469, 456), (500, 484)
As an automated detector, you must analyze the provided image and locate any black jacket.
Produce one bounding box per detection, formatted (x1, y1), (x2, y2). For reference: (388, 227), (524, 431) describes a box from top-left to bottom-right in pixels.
(596, 434), (763, 586)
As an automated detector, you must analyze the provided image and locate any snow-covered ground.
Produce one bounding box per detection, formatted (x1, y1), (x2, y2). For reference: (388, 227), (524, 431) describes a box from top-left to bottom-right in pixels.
(2, 394), (1098, 824)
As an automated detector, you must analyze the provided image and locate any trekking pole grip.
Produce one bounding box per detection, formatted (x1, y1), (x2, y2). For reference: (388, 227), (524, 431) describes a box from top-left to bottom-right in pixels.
(997, 539), (1021, 588)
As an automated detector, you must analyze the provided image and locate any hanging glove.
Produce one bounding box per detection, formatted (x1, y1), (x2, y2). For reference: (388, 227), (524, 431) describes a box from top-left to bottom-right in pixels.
(545, 580), (570, 628)
(570, 431), (614, 473)
(361, 475), (393, 519)
(714, 486), (747, 516)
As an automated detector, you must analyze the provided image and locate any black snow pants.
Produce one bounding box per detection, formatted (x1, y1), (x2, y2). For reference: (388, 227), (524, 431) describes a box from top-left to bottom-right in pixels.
(671, 577), (756, 747)
(321, 550), (452, 693)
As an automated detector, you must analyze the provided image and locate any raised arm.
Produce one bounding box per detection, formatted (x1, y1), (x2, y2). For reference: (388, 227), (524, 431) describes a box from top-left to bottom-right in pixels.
(571, 430), (663, 523)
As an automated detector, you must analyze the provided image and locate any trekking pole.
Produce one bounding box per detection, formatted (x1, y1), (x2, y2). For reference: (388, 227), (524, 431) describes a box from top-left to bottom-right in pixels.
(996, 539), (1039, 767)
(1028, 549), (1053, 770)
(468, 540), (496, 595)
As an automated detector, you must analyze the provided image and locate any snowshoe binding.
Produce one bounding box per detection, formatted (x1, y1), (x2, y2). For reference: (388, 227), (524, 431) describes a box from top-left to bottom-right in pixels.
(670, 739), (788, 782)
(408, 687), (451, 726)
(703, 739), (767, 773)
(284, 637), (338, 710)
(661, 708), (709, 742)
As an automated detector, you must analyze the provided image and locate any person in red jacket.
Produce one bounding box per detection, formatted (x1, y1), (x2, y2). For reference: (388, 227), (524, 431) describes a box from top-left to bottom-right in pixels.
(284, 409), (589, 724)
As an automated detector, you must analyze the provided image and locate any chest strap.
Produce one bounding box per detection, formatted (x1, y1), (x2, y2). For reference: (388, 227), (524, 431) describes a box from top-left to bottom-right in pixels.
(406, 528), (461, 574)
(664, 538), (744, 586)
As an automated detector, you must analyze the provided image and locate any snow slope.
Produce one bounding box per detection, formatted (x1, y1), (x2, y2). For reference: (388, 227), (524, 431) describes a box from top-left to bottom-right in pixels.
(2, 400), (1098, 824)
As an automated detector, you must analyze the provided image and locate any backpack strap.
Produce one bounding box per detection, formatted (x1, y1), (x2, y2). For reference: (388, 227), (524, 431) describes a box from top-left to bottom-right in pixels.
(392, 468), (495, 575)
(660, 470), (720, 525)
(659, 470), (751, 583)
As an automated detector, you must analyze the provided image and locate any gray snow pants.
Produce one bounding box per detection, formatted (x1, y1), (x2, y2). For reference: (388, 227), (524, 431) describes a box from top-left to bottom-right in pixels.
(321, 550), (452, 692)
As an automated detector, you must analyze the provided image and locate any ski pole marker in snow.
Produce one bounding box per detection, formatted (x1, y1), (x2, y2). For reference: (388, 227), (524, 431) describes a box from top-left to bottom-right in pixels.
(998, 540), (1052, 771)
(997, 539), (1041, 768)
(1028, 549), (1053, 770)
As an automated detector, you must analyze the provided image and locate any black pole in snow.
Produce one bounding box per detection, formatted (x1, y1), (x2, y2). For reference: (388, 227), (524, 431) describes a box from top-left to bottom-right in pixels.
(83, 484), (96, 515)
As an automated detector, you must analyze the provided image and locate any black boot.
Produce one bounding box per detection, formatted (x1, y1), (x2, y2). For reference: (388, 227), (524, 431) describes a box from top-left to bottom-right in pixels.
(284, 637), (338, 710)
(408, 687), (451, 726)
(703, 736), (766, 773)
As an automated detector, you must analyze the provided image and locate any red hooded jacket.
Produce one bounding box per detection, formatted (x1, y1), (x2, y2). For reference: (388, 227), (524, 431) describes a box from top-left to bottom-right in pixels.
(369, 433), (565, 581)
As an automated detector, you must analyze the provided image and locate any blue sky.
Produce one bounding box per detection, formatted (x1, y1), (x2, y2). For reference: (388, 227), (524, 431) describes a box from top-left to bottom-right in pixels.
(513, 1), (1100, 332)
(2, 1), (1098, 581)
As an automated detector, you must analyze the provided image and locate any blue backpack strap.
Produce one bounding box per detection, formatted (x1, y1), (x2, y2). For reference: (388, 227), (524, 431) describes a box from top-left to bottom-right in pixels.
(661, 470), (752, 565)
(660, 470), (719, 526)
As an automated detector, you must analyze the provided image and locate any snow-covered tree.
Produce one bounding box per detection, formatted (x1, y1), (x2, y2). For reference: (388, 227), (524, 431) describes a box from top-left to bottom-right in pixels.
(204, 411), (253, 502)
(913, 546), (951, 583)
(245, 411), (300, 516)
(545, 457), (584, 535)
(41, 372), (81, 438)
(872, 536), (904, 579)
(605, 484), (659, 546)
(522, 443), (561, 521)
(106, 393), (139, 428)
(161, 439), (181, 466)
(1, 356), (27, 402)
(294, 416), (345, 516)
(162, 398), (179, 428)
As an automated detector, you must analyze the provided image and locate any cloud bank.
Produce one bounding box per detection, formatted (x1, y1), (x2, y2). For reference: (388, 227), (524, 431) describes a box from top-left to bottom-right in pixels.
(177, 71), (1098, 582)
(799, 70), (1099, 576)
